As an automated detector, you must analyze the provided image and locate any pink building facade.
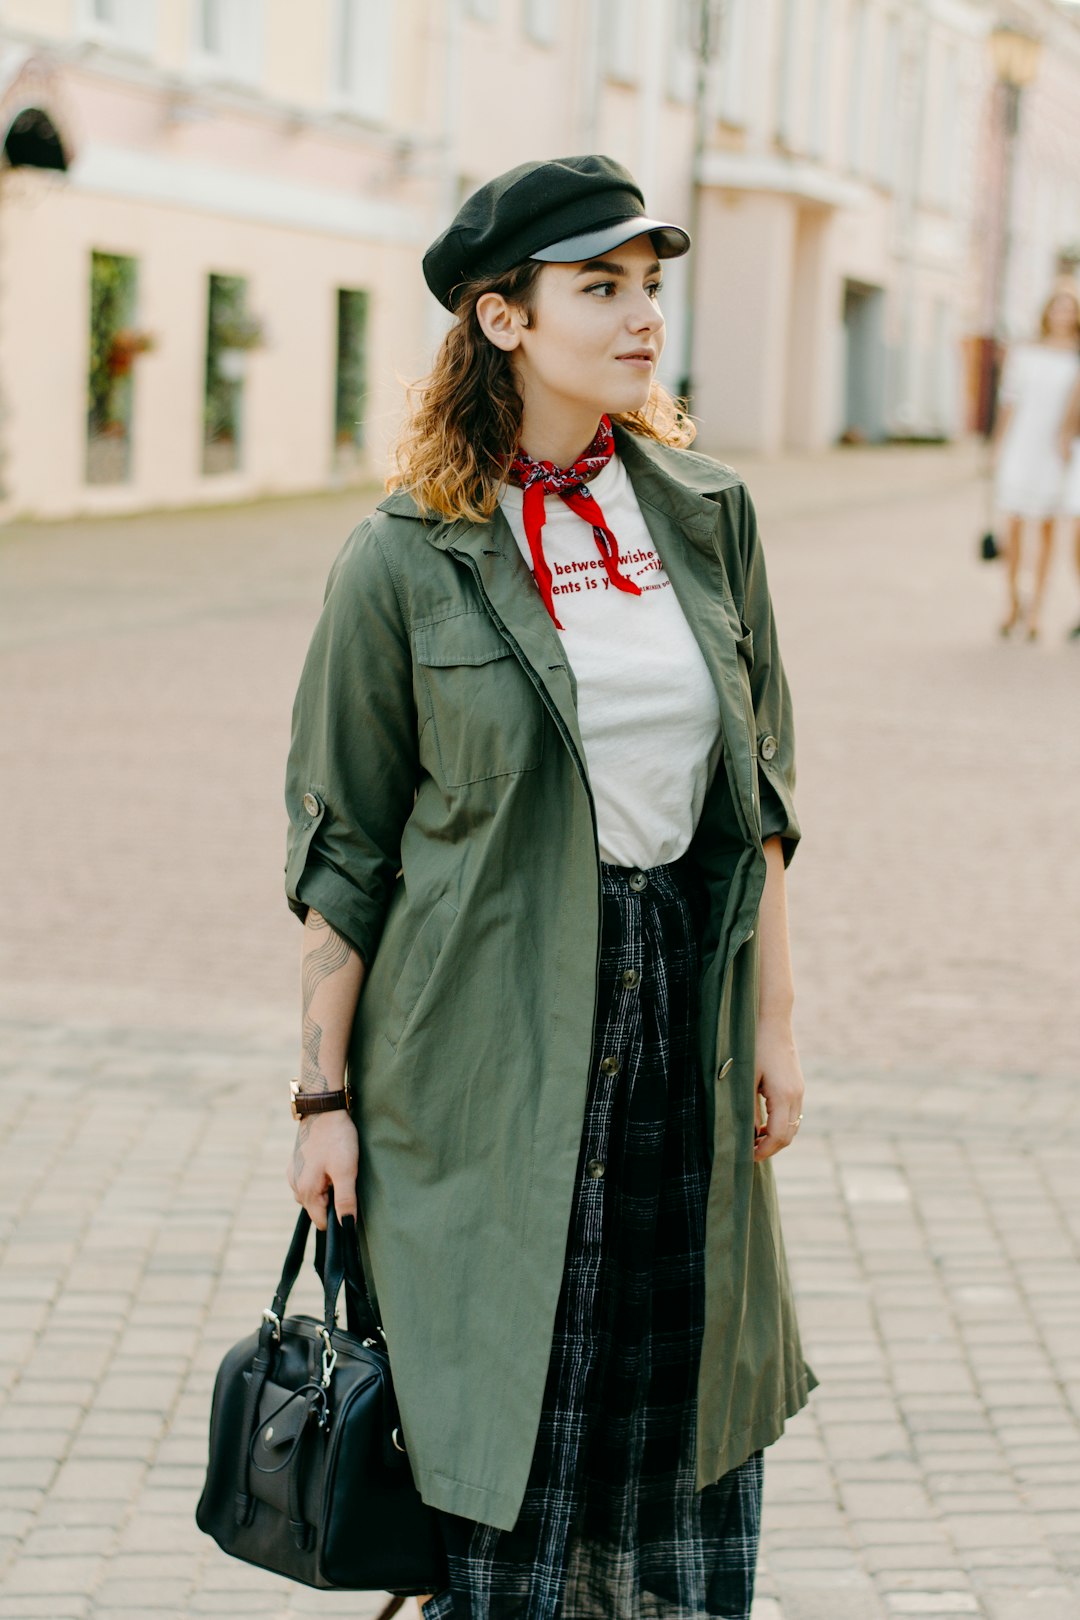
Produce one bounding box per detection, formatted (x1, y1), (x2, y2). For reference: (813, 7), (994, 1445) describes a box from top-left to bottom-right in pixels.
(2, 0), (1080, 518)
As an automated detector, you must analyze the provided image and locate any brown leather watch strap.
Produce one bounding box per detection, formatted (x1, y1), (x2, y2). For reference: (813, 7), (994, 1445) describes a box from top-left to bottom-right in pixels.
(289, 1077), (353, 1121)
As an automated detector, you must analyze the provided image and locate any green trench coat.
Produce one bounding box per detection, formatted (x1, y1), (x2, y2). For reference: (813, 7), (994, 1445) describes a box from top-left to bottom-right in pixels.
(284, 421), (818, 1533)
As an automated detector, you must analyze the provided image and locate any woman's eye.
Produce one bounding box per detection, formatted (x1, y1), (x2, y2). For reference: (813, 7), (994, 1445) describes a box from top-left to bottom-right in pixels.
(585, 281), (665, 298)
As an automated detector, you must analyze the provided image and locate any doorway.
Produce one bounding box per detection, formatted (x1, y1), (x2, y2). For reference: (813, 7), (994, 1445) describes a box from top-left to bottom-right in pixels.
(841, 280), (887, 443)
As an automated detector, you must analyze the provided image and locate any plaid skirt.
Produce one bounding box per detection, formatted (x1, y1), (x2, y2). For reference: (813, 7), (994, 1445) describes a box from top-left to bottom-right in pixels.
(421, 858), (764, 1620)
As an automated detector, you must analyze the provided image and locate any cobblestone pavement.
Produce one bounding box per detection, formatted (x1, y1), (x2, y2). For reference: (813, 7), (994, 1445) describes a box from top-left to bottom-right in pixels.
(1, 440), (1078, 1618)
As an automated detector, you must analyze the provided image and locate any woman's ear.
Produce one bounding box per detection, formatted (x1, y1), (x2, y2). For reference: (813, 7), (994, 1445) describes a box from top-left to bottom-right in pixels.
(475, 292), (522, 352)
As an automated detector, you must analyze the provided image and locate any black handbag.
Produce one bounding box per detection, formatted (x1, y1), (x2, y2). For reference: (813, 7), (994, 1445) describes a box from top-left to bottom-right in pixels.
(195, 1185), (447, 1596)
(979, 443), (999, 561)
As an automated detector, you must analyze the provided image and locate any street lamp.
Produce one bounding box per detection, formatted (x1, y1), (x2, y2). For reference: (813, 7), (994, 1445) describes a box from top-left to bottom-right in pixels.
(979, 22), (1042, 437)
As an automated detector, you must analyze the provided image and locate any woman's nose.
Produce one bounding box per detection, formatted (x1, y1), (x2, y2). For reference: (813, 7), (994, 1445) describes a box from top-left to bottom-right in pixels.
(629, 295), (663, 331)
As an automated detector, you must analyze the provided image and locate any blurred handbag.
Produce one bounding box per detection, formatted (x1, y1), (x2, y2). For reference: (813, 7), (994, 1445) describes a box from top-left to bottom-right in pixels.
(979, 442), (999, 561)
(195, 1184), (447, 1596)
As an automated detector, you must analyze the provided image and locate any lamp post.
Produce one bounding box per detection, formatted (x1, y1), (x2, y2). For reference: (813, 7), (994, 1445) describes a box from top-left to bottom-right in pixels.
(980, 23), (1042, 438)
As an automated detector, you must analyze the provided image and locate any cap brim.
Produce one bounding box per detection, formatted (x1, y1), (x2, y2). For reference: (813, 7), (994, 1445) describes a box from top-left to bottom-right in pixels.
(529, 216), (690, 263)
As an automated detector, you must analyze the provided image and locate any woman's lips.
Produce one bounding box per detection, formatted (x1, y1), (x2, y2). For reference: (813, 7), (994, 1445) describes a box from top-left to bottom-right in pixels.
(617, 355), (653, 368)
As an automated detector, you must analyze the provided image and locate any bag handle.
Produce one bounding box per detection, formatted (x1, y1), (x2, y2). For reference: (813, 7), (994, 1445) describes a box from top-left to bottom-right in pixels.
(233, 1188), (381, 1528)
(260, 1187), (383, 1353)
(320, 1187), (384, 1345)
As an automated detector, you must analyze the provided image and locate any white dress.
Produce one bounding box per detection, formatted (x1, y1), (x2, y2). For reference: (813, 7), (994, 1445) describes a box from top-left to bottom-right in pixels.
(994, 343), (1080, 518)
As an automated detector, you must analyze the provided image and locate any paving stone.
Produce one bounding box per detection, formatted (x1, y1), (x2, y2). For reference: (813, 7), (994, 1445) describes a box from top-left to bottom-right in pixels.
(882, 1598), (980, 1614)
(979, 1591), (1079, 1620)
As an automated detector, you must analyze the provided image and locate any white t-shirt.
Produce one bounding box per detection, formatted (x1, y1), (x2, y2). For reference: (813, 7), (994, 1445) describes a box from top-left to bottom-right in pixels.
(497, 452), (723, 869)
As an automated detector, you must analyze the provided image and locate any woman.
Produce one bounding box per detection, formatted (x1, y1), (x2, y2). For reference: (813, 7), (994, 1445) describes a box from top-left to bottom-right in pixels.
(992, 286), (1080, 639)
(284, 155), (816, 1620)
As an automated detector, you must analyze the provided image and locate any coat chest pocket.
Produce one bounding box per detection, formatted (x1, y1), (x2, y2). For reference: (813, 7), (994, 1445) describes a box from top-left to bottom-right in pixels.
(414, 614), (545, 787)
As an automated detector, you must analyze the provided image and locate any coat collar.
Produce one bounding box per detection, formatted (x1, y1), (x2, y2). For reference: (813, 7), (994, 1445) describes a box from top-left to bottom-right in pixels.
(373, 421), (741, 559)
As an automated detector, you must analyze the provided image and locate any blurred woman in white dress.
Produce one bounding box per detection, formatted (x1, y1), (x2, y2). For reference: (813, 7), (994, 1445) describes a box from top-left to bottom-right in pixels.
(991, 288), (1080, 640)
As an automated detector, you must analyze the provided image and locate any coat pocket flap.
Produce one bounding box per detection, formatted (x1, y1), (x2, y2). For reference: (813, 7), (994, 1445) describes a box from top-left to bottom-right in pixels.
(414, 615), (511, 668)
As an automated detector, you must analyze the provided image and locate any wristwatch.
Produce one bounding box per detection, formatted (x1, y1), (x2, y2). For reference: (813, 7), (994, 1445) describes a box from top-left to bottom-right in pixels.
(290, 1075), (353, 1121)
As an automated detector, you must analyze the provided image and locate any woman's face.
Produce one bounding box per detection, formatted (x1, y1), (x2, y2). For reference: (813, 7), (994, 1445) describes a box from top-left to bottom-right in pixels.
(1045, 292), (1080, 340)
(479, 233), (667, 422)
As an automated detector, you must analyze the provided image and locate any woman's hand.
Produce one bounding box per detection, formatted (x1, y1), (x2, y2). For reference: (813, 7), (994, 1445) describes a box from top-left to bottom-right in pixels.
(752, 836), (804, 1159)
(752, 1015), (805, 1161)
(287, 1109), (360, 1229)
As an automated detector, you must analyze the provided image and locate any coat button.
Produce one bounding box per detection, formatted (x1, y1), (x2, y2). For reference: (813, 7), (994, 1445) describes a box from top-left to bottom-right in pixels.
(621, 969), (640, 989)
(586, 1158), (605, 1179)
(628, 870), (648, 891)
(760, 735), (778, 761)
(599, 1055), (621, 1075)
(302, 792), (320, 817)
(717, 1057), (734, 1080)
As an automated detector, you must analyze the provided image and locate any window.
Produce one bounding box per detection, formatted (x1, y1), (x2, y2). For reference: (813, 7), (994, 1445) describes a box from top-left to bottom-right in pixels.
(601, 0), (638, 83)
(775, 0), (800, 147)
(523, 0), (557, 47)
(191, 0), (263, 85)
(718, 0), (749, 127)
(79, 0), (157, 54)
(666, 0), (696, 103)
(334, 288), (370, 468)
(877, 14), (901, 188)
(203, 273), (262, 476)
(86, 251), (141, 486)
(331, 0), (393, 121)
(198, 0), (220, 53)
(935, 44), (960, 211)
(847, 0), (868, 173)
(807, 0), (830, 157)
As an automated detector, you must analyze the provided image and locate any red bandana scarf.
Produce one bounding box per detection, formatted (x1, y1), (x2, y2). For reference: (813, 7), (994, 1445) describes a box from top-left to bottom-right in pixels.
(505, 414), (642, 631)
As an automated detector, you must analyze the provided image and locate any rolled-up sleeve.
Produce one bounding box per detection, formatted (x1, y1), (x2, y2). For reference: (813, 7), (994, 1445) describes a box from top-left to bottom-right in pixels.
(284, 521), (418, 962)
(736, 486), (801, 868)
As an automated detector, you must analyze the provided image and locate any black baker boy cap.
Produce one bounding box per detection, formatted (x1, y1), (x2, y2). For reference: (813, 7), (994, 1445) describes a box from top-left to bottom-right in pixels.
(423, 153), (691, 313)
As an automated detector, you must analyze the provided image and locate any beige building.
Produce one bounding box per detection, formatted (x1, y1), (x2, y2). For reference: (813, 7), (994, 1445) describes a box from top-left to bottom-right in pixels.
(0, 0), (436, 519)
(2, 0), (1080, 519)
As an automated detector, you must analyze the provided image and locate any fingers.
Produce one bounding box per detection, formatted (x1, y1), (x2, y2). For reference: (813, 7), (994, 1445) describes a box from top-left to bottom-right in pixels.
(752, 1092), (804, 1161)
(308, 1185), (330, 1232)
(332, 1173), (358, 1225)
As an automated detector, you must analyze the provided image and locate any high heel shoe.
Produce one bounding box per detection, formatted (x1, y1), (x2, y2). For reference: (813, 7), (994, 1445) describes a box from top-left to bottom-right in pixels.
(999, 602), (1021, 637)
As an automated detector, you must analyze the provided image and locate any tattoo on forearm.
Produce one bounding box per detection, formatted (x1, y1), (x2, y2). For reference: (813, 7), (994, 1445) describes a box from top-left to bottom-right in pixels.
(299, 909), (353, 1093)
(302, 912), (353, 1011)
(301, 1013), (328, 1092)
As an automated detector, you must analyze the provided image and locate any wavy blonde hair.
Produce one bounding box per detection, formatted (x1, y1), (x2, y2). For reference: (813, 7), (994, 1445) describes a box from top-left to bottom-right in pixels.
(385, 258), (696, 522)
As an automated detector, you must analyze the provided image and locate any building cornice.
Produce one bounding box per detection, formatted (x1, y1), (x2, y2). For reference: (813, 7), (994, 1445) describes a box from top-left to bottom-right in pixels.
(697, 150), (869, 212)
(69, 142), (427, 243)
